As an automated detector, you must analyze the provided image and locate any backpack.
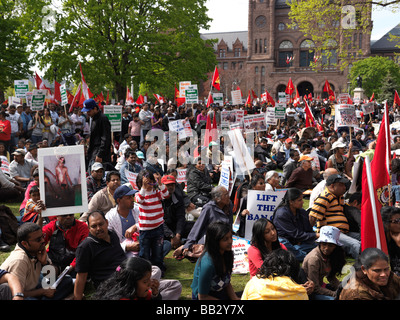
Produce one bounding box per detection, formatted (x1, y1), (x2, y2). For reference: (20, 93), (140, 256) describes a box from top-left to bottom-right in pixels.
(0, 205), (19, 245)
(47, 225), (76, 270)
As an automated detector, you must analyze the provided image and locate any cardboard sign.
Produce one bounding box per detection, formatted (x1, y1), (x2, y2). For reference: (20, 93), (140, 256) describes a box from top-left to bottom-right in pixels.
(185, 85), (198, 104)
(60, 83), (68, 105)
(125, 169), (139, 190)
(31, 90), (47, 111)
(104, 105), (122, 132)
(176, 168), (187, 192)
(334, 104), (358, 130)
(231, 90), (242, 105)
(243, 114), (267, 134)
(14, 80), (29, 99)
(266, 107), (277, 125)
(232, 236), (251, 274)
(245, 190), (287, 240)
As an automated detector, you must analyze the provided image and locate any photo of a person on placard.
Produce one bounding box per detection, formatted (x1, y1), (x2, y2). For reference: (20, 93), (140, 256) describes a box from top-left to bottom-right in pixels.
(43, 154), (82, 208)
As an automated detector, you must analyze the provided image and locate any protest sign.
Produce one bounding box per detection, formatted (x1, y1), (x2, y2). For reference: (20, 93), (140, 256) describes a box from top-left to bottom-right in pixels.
(218, 165), (230, 192)
(334, 104), (358, 130)
(14, 80), (29, 99)
(176, 168), (187, 191)
(221, 110), (237, 129)
(232, 236), (251, 274)
(31, 90), (47, 111)
(275, 104), (286, 119)
(25, 92), (33, 107)
(245, 189), (287, 240)
(60, 83), (68, 105)
(104, 105), (122, 132)
(125, 170), (139, 190)
(265, 107), (277, 125)
(185, 85), (198, 104)
(278, 92), (287, 104)
(179, 81), (191, 97)
(243, 114), (267, 134)
(231, 90), (242, 105)
(0, 156), (9, 175)
(38, 145), (88, 217)
(8, 96), (21, 106)
(228, 129), (255, 176)
(338, 93), (350, 104)
(168, 119), (192, 140)
(361, 102), (374, 115)
(212, 92), (224, 106)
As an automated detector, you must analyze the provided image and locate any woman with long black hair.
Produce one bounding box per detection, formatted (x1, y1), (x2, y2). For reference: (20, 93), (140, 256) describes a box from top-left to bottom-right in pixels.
(191, 221), (240, 300)
(271, 188), (317, 262)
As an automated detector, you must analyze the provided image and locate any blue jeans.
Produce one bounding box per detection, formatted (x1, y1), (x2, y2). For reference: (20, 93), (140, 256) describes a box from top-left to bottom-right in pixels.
(278, 237), (316, 262)
(139, 225), (165, 271)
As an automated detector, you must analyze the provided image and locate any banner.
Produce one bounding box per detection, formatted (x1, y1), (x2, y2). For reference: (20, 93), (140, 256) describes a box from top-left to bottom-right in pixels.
(245, 190), (287, 240)
(275, 104), (286, 119)
(232, 236), (251, 274)
(231, 90), (242, 105)
(14, 80), (29, 99)
(361, 102), (374, 115)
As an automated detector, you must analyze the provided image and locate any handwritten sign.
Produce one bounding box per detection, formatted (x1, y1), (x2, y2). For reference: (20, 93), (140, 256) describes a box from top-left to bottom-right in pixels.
(232, 236), (251, 274)
(245, 190), (286, 240)
(125, 169), (139, 190)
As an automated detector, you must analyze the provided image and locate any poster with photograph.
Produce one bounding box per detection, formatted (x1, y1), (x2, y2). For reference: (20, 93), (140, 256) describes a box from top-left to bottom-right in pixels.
(243, 114), (267, 134)
(361, 102), (374, 115)
(38, 145), (88, 217)
(334, 104), (358, 130)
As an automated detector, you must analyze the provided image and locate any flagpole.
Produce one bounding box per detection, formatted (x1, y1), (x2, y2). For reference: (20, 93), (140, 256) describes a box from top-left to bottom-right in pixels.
(364, 156), (382, 250)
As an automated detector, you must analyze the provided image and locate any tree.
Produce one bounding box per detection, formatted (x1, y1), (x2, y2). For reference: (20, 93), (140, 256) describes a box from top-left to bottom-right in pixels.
(348, 56), (400, 100)
(287, 0), (400, 70)
(380, 71), (400, 105)
(0, 0), (33, 102)
(32, 0), (217, 101)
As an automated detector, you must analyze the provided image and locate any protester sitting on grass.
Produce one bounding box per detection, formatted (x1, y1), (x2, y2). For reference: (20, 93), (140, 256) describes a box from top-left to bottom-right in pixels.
(241, 249), (309, 300)
(21, 186), (46, 224)
(302, 226), (346, 300)
(191, 221), (240, 300)
(339, 247), (400, 300)
(381, 206), (400, 275)
(91, 257), (161, 300)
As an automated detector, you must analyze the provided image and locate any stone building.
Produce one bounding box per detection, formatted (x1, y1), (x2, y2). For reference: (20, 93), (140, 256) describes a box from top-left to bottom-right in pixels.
(200, 0), (385, 103)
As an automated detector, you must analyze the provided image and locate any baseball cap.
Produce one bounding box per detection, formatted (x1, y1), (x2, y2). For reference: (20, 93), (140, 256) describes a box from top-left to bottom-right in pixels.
(91, 162), (104, 171)
(136, 151), (145, 159)
(82, 98), (98, 112)
(299, 155), (313, 162)
(316, 226), (342, 246)
(12, 148), (26, 156)
(285, 138), (293, 144)
(113, 185), (137, 201)
(326, 174), (350, 186)
(161, 175), (176, 185)
(332, 141), (346, 149)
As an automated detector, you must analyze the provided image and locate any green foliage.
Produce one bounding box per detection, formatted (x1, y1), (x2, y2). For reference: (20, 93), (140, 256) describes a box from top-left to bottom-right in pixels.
(349, 56), (400, 100)
(31, 0), (217, 101)
(0, 0), (34, 101)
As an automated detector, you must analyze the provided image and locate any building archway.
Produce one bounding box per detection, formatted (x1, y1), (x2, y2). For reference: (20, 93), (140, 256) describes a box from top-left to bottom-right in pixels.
(297, 81), (313, 98)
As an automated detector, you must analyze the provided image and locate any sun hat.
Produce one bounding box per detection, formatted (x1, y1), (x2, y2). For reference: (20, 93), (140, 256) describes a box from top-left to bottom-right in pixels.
(316, 226), (342, 246)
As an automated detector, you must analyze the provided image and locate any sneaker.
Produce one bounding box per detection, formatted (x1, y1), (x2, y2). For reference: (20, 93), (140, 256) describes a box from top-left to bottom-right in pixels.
(0, 240), (11, 252)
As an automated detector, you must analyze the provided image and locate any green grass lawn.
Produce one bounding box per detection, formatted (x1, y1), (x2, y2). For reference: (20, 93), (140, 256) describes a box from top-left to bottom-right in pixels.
(0, 195), (353, 300)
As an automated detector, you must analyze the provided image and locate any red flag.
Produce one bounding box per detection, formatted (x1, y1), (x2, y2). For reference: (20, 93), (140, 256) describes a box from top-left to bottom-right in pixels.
(293, 87), (300, 107)
(285, 78), (294, 95)
(174, 84), (180, 100)
(361, 102), (390, 254)
(96, 92), (105, 104)
(308, 93), (313, 101)
(347, 97), (354, 104)
(236, 85), (243, 97)
(126, 87), (134, 105)
(79, 63), (94, 100)
(211, 111), (218, 142)
(206, 91), (214, 108)
(54, 81), (61, 104)
(203, 113), (212, 147)
(35, 72), (51, 95)
(266, 90), (275, 107)
(69, 83), (82, 112)
(394, 90), (400, 106)
(323, 80), (335, 100)
(211, 66), (220, 91)
(153, 93), (164, 104)
(369, 92), (375, 102)
(245, 91), (252, 106)
(304, 101), (316, 128)
(251, 89), (258, 99)
(136, 94), (144, 105)
(67, 90), (74, 105)
(106, 91), (110, 104)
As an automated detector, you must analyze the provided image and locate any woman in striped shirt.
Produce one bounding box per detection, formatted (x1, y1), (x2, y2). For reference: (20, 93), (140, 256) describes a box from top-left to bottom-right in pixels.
(135, 169), (170, 271)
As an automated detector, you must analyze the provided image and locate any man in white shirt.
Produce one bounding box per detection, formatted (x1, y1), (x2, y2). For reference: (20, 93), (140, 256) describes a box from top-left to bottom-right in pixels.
(6, 105), (23, 153)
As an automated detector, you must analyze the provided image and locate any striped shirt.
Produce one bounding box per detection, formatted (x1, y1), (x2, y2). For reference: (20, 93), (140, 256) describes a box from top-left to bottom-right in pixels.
(309, 187), (349, 233)
(135, 184), (169, 231)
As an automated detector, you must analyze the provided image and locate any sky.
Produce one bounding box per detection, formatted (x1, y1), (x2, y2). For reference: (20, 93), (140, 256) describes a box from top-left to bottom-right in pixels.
(202, 0), (399, 41)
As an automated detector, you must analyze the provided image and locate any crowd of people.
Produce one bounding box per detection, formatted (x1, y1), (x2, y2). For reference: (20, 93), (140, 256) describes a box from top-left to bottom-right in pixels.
(0, 95), (400, 301)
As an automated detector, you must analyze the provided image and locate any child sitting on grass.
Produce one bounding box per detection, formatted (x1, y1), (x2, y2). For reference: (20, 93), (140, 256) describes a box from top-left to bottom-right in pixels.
(21, 186), (46, 223)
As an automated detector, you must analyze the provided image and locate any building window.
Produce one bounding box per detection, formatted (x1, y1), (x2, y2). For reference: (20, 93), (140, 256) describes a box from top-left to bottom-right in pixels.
(359, 33), (362, 49)
(234, 48), (241, 57)
(261, 67), (266, 76)
(255, 39), (258, 54)
(322, 39), (338, 66)
(278, 23), (285, 31)
(223, 62), (228, 70)
(232, 62), (236, 69)
(261, 84), (265, 93)
(255, 66), (259, 74)
(239, 62), (243, 69)
(300, 40), (315, 67)
(219, 49), (226, 57)
(278, 40), (293, 67)
(264, 39), (267, 53)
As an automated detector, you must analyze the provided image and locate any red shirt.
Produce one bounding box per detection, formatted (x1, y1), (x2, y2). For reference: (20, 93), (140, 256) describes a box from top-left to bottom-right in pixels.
(42, 219), (89, 268)
(0, 119), (11, 141)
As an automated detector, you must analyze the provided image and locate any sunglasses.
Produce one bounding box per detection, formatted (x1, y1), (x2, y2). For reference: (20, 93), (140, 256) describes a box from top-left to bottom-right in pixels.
(390, 218), (400, 224)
